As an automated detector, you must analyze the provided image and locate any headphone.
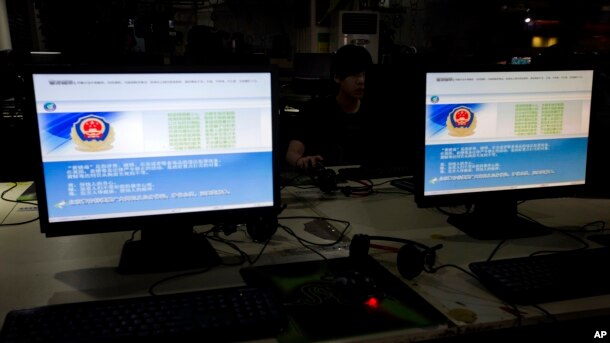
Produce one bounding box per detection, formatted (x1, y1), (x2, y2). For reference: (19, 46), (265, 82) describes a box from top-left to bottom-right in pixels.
(349, 234), (443, 280)
(313, 164), (373, 196)
(246, 215), (279, 242)
(314, 163), (339, 193)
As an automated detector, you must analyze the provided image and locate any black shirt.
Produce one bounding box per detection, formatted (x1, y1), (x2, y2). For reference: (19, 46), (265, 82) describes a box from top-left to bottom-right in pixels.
(292, 95), (372, 166)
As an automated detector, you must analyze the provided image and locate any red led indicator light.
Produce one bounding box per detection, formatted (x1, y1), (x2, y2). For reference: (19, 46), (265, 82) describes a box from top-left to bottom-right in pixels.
(364, 297), (379, 308)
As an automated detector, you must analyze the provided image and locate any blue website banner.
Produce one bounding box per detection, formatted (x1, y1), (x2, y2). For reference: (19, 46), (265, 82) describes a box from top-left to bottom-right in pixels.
(424, 138), (588, 194)
(43, 152), (273, 220)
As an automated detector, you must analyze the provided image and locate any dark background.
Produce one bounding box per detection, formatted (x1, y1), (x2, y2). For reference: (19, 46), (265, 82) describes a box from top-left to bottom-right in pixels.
(5, 0), (610, 66)
(1, 0), (610, 195)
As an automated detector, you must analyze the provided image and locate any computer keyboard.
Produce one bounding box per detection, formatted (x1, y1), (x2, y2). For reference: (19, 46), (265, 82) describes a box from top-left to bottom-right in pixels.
(469, 247), (610, 305)
(0, 286), (287, 343)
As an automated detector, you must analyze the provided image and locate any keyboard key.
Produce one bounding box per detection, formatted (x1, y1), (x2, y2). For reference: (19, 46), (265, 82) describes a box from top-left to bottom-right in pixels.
(469, 247), (610, 304)
(0, 286), (287, 343)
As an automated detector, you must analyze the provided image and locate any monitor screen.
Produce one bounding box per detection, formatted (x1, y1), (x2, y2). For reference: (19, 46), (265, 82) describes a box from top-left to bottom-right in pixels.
(26, 65), (281, 272)
(414, 65), (594, 240)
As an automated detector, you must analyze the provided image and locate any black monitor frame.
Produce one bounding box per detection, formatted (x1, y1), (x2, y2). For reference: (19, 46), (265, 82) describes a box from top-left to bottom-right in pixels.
(413, 63), (595, 240)
(24, 64), (282, 273)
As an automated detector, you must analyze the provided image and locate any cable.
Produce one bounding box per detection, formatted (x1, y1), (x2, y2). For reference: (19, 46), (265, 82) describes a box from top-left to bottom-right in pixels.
(368, 178), (413, 195)
(0, 216), (40, 226)
(206, 233), (249, 266)
(148, 227), (273, 295)
(276, 215), (352, 261)
(1, 183), (38, 207)
(148, 266), (213, 296)
(339, 179), (374, 197)
(247, 236), (272, 265)
(278, 215), (351, 247)
(432, 263), (479, 280)
(278, 224), (328, 260)
(0, 182), (39, 226)
(516, 212), (591, 256)
(149, 216), (329, 294)
(284, 171), (400, 198)
(487, 239), (508, 262)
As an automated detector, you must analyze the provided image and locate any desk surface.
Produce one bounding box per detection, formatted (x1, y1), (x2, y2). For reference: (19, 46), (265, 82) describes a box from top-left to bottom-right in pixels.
(1, 180), (610, 341)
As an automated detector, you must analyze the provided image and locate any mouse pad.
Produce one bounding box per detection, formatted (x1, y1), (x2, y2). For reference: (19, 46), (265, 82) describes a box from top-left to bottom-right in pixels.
(240, 256), (448, 342)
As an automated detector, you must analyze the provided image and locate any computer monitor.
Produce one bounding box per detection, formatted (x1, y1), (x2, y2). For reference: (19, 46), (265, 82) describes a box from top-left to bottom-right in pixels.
(25, 65), (281, 273)
(414, 65), (594, 240)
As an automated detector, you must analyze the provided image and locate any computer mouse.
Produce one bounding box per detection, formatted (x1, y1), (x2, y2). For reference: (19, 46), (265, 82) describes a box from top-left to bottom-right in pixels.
(331, 270), (382, 307)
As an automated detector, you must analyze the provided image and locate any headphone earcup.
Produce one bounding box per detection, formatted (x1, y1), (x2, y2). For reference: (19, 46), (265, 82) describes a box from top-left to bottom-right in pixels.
(317, 168), (337, 193)
(396, 243), (427, 280)
(246, 216), (278, 242)
(349, 234), (442, 280)
(349, 234), (371, 259)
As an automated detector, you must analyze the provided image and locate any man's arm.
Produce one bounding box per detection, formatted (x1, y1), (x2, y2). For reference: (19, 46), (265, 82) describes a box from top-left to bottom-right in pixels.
(286, 139), (323, 169)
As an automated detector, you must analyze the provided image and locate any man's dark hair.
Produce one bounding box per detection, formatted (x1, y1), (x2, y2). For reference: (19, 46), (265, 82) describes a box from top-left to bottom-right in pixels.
(331, 44), (373, 80)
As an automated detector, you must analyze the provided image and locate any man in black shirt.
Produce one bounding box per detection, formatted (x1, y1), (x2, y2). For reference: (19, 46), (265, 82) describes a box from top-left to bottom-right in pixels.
(285, 44), (374, 169)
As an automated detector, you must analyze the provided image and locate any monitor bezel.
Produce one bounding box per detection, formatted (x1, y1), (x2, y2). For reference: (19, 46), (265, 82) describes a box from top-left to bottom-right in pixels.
(413, 63), (595, 209)
(24, 64), (282, 237)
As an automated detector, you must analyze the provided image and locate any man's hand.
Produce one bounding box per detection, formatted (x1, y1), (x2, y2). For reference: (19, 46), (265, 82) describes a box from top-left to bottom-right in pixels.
(295, 155), (324, 170)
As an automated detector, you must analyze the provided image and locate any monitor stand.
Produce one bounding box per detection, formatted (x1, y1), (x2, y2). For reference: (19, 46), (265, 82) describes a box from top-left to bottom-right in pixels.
(447, 200), (552, 240)
(117, 226), (221, 274)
